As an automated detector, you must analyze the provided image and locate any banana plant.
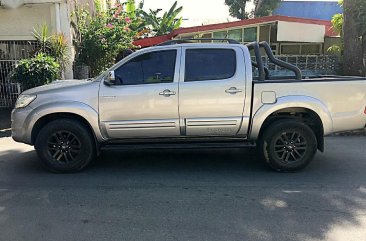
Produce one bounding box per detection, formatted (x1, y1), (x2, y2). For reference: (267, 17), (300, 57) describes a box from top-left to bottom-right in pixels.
(141, 1), (183, 36)
(125, 0), (148, 36)
(125, 0), (136, 18)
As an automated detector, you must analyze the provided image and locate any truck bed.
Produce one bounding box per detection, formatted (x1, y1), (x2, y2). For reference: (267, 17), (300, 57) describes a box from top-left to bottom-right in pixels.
(251, 76), (366, 136)
(253, 75), (366, 83)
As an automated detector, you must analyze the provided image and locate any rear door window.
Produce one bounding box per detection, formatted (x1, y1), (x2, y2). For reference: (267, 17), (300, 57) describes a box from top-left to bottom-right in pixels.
(185, 49), (236, 82)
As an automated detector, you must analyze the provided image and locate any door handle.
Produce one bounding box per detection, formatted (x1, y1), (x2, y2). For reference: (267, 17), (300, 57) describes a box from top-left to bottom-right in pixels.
(159, 89), (176, 97)
(225, 87), (242, 94)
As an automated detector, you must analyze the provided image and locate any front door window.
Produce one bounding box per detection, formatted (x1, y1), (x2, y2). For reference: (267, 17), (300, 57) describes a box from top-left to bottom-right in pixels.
(115, 50), (177, 85)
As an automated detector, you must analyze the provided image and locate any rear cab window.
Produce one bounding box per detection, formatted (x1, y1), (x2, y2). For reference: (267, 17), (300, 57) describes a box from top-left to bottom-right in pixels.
(184, 49), (236, 82)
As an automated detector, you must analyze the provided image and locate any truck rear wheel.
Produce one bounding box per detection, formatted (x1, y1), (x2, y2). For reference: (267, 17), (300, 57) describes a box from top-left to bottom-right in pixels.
(35, 119), (96, 173)
(258, 120), (317, 172)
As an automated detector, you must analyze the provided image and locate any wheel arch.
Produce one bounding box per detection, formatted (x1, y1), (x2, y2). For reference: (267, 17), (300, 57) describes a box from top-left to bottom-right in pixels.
(28, 102), (105, 145)
(250, 96), (333, 152)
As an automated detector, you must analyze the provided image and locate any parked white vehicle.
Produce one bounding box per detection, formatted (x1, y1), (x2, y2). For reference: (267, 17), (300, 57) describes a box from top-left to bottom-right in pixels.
(11, 40), (366, 172)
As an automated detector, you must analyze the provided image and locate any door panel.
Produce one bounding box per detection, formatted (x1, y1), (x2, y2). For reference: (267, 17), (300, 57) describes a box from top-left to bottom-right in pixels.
(99, 48), (181, 139)
(179, 47), (246, 136)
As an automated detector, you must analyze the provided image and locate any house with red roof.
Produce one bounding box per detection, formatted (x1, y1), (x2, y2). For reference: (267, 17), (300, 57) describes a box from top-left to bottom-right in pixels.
(134, 15), (339, 56)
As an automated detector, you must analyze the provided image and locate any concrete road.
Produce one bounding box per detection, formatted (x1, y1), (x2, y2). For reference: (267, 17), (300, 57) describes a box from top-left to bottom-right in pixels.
(0, 136), (366, 241)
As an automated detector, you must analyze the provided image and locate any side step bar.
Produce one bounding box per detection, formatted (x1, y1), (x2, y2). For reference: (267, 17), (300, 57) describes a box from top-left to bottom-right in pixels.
(101, 141), (256, 151)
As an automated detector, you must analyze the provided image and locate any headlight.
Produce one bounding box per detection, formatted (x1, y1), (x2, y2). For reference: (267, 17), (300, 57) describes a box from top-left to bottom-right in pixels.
(15, 94), (37, 109)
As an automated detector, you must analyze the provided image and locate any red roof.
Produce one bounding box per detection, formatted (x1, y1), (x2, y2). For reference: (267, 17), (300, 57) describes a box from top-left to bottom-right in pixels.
(173, 15), (333, 35)
(325, 26), (339, 37)
(133, 34), (173, 48)
(133, 15), (337, 47)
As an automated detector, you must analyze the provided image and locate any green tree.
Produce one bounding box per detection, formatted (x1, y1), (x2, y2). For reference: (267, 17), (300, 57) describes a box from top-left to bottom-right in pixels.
(141, 1), (183, 36)
(225, 0), (279, 20)
(224, 0), (249, 20)
(253, 0), (281, 17)
(327, 12), (343, 54)
(343, 0), (366, 76)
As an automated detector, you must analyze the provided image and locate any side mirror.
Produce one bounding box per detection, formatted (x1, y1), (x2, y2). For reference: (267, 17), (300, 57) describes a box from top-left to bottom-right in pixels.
(105, 71), (116, 85)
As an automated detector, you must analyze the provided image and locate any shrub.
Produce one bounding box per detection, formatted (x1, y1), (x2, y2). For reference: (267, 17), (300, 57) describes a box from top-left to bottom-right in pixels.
(11, 53), (60, 90)
(33, 24), (70, 74)
(72, 2), (142, 76)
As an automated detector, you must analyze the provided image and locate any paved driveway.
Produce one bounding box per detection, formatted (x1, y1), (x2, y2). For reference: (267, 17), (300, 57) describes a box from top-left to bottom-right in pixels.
(0, 136), (366, 241)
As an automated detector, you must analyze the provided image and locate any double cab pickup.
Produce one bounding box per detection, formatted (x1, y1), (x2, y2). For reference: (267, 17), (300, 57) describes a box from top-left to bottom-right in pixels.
(11, 40), (366, 172)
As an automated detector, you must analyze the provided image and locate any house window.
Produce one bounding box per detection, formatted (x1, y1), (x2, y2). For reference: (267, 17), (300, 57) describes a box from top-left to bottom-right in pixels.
(180, 35), (195, 39)
(213, 31), (228, 39)
(301, 44), (321, 54)
(280, 44), (322, 55)
(281, 45), (301, 55)
(259, 25), (270, 42)
(270, 44), (279, 55)
(243, 27), (257, 42)
(199, 33), (213, 43)
(228, 29), (243, 42)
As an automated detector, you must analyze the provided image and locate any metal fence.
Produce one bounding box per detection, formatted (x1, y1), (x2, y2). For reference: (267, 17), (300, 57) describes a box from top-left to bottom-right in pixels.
(0, 40), (38, 107)
(252, 55), (340, 77)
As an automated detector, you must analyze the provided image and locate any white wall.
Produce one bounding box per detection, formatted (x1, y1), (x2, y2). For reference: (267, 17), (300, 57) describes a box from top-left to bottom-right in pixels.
(0, 4), (53, 40)
(50, 2), (74, 78)
(277, 21), (325, 43)
(0, 2), (74, 78)
(0, 0), (114, 79)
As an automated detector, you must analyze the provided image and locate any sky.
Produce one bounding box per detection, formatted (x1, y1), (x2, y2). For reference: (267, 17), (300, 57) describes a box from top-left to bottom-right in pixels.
(142, 0), (339, 27)
(143, 0), (237, 27)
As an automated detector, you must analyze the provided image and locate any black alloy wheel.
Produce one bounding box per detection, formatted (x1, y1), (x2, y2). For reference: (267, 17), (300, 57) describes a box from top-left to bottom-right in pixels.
(35, 119), (96, 173)
(258, 120), (318, 172)
(273, 131), (307, 163)
(47, 131), (82, 164)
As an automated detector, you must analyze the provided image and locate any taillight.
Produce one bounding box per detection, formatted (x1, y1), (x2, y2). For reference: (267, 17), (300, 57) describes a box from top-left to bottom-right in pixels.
(364, 106), (366, 115)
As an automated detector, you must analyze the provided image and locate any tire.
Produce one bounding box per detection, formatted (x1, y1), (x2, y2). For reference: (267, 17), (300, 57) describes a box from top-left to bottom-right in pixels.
(258, 120), (317, 172)
(35, 119), (96, 173)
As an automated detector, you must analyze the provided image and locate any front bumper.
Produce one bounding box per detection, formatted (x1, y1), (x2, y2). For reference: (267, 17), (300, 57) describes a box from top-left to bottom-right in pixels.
(11, 106), (34, 145)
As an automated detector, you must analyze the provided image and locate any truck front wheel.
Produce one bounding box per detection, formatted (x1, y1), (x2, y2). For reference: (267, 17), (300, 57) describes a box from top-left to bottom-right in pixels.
(35, 119), (96, 173)
(258, 120), (317, 172)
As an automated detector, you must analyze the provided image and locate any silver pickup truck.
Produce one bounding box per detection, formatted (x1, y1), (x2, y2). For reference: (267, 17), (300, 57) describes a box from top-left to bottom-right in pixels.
(11, 40), (366, 173)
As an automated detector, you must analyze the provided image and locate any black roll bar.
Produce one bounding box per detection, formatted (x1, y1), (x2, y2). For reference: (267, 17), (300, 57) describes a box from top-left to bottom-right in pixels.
(252, 61), (270, 80)
(246, 41), (302, 81)
(246, 42), (265, 81)
(259, 41), (302, 80)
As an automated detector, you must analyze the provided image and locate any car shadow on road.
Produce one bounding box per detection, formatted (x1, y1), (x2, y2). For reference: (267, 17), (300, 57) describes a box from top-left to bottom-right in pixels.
(91, 147), (269, 173)
(0, 108), (11, 139)
(0, 129), (11, 138)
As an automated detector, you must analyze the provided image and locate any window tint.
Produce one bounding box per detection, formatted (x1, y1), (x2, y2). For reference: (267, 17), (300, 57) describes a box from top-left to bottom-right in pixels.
(185, 49), (236, 82)
(115, 50), (177, 85)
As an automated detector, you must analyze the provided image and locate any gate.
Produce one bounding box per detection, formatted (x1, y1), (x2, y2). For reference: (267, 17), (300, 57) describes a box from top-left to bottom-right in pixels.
(0, 40), (38, 107)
